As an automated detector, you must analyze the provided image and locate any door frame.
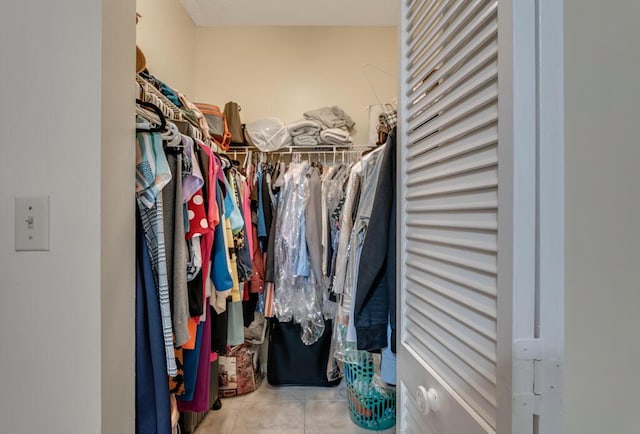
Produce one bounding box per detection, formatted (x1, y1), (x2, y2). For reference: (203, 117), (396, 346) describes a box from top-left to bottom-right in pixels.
(496, 0), (564, 432)
(397, 0), (564, 432)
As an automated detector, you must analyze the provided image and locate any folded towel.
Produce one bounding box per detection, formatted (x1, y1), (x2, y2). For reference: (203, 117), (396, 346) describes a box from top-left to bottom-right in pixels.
(293, 127), (320, 137)
(320, 128), (352, 147)
(304, 106), (355, 131)
(288, 119), (323, 136)
(321, 128), (350, 142)
(293, 134), (321, 146)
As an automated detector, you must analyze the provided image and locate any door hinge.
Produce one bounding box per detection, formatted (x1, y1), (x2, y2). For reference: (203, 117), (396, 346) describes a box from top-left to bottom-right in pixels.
(513, 339), (562, 415)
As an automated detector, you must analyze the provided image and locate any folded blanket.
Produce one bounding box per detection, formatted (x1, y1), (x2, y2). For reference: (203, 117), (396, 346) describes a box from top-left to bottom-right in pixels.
(293, 134), (321, 146)
(320, 128), (352, 147)
(304, 106), (355, 131)
(292, 127), (320, 137)
(321, 128), (350, 142)
(288, 119), (323, 136)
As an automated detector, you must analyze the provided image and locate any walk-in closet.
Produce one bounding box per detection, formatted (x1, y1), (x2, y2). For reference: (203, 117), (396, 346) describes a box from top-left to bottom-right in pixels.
(6, 0), (640, 434)
(135, 1), (399, 432)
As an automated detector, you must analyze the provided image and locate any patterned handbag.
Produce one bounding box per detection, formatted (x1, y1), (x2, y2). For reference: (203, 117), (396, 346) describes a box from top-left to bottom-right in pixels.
(379, 103), (397, 130)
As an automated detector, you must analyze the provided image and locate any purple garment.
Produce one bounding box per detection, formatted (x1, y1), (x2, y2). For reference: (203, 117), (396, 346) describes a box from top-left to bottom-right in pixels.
(177, 303), (212, 413)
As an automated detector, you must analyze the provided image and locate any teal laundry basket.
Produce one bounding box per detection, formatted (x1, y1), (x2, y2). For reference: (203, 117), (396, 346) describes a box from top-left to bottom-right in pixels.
(344, 350), (396, 431)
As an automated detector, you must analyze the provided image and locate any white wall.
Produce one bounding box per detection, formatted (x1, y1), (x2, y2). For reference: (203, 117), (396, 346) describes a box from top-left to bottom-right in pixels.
(564, 1), (640, 433)
(194, 26), (398, 146)
(137, 0), (197, 96)
(0, 1), (135, 433)
(0, 1), (102, 432)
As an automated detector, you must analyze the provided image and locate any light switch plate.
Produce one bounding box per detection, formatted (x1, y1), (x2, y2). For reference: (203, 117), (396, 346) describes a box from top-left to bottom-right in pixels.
(15, 196), (50, 251)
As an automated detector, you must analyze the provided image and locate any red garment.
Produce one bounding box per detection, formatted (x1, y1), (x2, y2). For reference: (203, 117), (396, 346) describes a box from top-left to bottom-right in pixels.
(186, 189), (209, 239)
(194, 141), (223, 313)
(242, 178), (254, 262)
(249, 224), (265, 293)
(196, 140), (221, 229)
(187, 186), (212, 325)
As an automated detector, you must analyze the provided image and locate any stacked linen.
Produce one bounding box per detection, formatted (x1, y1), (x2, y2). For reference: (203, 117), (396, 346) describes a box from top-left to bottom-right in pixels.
(288, 119), (323, 146)
(294, 135), (320, 146)
(303, 105), (355, 147)
(304, 106), (356, 132)
(320, 128), (352, 147)
(288, 119), (323, 137)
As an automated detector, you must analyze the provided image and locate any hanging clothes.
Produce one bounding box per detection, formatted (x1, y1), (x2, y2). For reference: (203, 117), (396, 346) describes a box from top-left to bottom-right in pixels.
(162, 150), (190, 348)
(136, 208), (172, 434)
(135, 131), (177, 377)
(177, 305), (212, 413)
(354, 129), (397, 353)
(210, 181), (233, 313)
(273, 161), (326, 345)
(343, 145), (386, 345)
(178, 322), (203, 402)
(232, 172), (254, 285)
(322, 164), (350, 293)
(305, 166), (323, 284)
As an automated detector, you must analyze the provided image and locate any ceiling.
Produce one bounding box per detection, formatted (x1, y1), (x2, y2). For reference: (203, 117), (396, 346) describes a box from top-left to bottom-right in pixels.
(180, 0), (398, 27)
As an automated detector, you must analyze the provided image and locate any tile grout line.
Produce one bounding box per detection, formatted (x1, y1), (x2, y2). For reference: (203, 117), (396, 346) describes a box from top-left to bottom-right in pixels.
(303, 389), (307, 434)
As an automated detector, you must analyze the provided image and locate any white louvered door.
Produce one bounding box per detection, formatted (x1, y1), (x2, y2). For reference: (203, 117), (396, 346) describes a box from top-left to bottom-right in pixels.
(398, 0), (564, 433)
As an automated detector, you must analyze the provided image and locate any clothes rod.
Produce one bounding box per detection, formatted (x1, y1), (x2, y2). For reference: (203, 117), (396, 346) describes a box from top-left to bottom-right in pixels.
(227, 145), (372, 155)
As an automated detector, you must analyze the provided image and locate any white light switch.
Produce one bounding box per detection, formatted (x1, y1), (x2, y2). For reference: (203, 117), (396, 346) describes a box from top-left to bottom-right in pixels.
(15, 196), (50, 251)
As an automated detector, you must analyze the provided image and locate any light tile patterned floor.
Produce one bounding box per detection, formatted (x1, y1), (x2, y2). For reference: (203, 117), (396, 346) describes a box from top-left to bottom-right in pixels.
(194, 382), (396, 434)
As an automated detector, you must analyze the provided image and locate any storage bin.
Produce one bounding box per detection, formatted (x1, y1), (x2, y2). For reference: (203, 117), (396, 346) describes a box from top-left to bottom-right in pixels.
(344, 350), (396, 431)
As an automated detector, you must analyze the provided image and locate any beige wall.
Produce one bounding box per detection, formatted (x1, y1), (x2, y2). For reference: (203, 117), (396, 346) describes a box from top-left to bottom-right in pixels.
(564, 1), (640, 433)
(136, 0), (197, 96)
(194, 26), (398, 146)
(102, 0), (136, 433)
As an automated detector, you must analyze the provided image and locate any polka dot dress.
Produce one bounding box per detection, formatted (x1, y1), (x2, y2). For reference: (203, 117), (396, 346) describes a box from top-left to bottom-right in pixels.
(186, 190), (210, 239)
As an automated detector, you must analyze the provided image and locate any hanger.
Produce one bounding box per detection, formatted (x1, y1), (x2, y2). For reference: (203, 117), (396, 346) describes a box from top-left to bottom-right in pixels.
(136, 99), (166, 132)
(162, 122), (184, 154)
(243, 149), (252, 170)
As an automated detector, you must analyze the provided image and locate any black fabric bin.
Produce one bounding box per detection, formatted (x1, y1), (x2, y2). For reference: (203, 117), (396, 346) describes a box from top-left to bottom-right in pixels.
(267, 319), (341, 388)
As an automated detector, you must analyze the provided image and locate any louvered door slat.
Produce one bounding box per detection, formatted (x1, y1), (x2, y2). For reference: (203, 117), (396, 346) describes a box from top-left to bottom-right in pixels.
(406, 0), (443, 42)
(400, 0), (499, 431)
(407, 123), (497, 173)
(405, 304), (496, 390)
(408, 0), (485, 68)
(408, 44), (498, 132)
(407, 0), (456, 59)
(408, 69), (497, 135)
(405, 288), (496, 363)
(407, 1), (497, 92)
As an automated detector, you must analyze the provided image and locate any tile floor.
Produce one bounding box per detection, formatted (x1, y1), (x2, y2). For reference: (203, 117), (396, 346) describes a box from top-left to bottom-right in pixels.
(194, 381), (396, 434)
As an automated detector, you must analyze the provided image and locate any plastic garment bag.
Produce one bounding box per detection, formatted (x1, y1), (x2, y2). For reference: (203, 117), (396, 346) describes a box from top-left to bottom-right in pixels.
(244, 117), (292, 152)
(273, 162), (326, 345)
